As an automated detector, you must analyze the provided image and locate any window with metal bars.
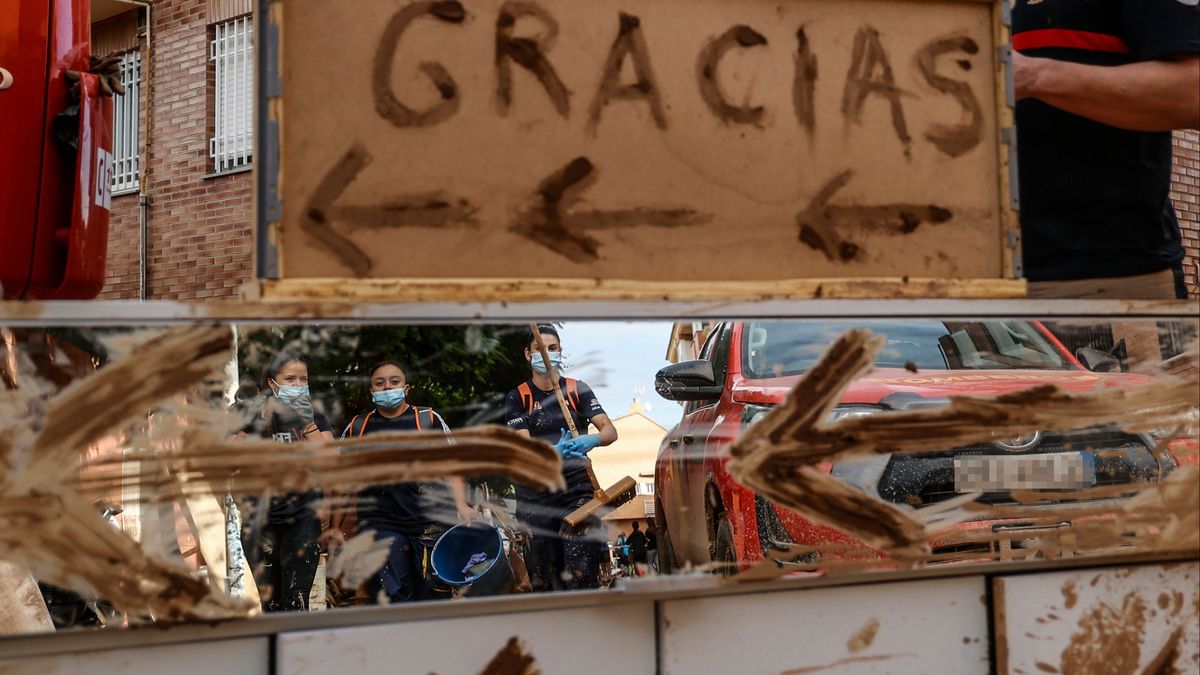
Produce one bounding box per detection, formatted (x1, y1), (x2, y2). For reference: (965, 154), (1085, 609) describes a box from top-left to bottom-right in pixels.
(111, 50), (141, 194)
(209, 15), (253, 174)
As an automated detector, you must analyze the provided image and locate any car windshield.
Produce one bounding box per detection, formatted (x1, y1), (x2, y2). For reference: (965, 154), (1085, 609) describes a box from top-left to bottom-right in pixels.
(742, 321), (1072, 378)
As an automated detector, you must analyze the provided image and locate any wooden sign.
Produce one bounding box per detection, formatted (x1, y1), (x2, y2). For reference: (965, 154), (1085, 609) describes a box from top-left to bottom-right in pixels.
(266, 0), (1015, 285)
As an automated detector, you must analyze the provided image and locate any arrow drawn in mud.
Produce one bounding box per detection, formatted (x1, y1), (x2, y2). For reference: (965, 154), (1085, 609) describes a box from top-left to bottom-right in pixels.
(796, 170), (953, 262)
(301, 144), (478, 275)
(512, 157), (712, 263)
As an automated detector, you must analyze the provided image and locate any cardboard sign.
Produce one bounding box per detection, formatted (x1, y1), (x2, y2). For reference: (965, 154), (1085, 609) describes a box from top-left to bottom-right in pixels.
(271, 0), (1012, 282)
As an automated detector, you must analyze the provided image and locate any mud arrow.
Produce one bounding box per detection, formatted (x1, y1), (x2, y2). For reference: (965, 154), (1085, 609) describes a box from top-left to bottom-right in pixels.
(512, 156), (711, 263)
(796, 170), (953, 262)
(301, 144), (477, 276)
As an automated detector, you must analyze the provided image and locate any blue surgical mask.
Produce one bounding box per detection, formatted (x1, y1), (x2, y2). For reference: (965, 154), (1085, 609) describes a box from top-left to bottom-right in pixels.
(531, 351), (565, 375)
(372, 387), (406, 410)
(275, 384), (310, 403)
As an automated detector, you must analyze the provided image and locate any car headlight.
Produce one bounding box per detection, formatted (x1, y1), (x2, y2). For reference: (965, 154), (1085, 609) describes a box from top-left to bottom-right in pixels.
(829, 405), (883, 422)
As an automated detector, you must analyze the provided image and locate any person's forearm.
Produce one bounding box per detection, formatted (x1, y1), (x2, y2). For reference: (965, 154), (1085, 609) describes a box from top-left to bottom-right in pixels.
(450, 477), (470, 511)
(1016, 54), (1200, 131)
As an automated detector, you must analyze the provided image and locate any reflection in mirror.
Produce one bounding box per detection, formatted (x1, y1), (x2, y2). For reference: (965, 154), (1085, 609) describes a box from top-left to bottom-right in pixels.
(0, 318), (1195, 636)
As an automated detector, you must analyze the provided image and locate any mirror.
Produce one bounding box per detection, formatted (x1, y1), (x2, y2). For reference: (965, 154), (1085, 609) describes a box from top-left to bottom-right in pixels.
(0, 316), (1194, 639)
(654, 360), (723, 401)
(1076, 347), (1121, 372)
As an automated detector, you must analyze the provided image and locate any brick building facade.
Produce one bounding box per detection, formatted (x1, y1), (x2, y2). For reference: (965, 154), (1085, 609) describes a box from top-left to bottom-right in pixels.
(93, 1), (1200, 300)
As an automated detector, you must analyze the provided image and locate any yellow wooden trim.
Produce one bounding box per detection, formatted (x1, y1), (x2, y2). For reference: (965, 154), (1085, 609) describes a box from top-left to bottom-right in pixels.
(247, 277), (1028, 303)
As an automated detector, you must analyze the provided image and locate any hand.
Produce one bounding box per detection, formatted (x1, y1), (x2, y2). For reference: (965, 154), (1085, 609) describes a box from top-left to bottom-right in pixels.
(553, 428), (574, 456)
(561, 433), (602, 457)
(457, 503), (476, 526)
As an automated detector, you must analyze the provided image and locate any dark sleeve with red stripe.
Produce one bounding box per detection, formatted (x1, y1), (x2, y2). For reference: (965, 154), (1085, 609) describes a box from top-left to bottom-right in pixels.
(1121, 0), (1200, 60)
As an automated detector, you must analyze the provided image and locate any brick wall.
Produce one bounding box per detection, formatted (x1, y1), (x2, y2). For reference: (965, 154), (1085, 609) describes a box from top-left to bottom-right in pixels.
(99, 0), (253, 300)
(1171, 130), (1200, 299)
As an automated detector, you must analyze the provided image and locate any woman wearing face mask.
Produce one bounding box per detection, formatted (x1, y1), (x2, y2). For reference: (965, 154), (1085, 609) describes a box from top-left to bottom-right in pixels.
(242, 352), (333, 613)
(341, 361), (473, 603)
(502, 325), (618, 592)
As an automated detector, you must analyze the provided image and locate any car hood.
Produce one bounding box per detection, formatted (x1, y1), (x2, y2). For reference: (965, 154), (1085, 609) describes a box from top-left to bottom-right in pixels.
(731, 368), (1156, 406)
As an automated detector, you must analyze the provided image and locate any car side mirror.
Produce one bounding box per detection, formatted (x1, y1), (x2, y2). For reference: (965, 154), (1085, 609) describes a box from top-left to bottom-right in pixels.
(655, 360), (723, 401)
(1076, 347), (1121, 373)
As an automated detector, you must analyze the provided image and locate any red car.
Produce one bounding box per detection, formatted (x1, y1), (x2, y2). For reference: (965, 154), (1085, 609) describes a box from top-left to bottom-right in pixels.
(653, 320), (1181, 573)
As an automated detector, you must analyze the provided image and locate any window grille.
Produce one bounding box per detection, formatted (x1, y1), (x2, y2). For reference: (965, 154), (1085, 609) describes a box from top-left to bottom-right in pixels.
(209, 15), (253, 173)
(111, 50), (141, 194)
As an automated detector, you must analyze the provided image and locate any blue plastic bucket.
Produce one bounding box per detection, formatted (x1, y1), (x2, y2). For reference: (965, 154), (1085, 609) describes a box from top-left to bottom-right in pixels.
(431, 524), (511, 597)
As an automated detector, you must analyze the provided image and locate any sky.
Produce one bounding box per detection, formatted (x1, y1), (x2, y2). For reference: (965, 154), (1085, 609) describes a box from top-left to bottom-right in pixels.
(555, 321), (683, 429)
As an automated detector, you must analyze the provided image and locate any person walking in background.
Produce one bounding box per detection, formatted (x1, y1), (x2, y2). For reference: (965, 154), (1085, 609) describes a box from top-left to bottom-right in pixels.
(626, 520), (648, 577)
(342, 361), (474, 604)
(241, 352), (332, 613)
(644, 518), (659, 574)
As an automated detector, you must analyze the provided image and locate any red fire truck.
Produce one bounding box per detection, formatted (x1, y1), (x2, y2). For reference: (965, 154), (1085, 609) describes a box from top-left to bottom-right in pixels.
(1, 0), (113, 299)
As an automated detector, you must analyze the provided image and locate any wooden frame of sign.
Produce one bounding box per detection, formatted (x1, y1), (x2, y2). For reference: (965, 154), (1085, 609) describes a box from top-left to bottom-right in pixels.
(255, 0), (1024, 301)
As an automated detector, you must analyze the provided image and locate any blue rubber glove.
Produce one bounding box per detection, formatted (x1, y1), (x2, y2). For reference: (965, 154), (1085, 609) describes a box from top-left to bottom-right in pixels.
(552, 428), (573, 456)
(561, 433), (602, 457)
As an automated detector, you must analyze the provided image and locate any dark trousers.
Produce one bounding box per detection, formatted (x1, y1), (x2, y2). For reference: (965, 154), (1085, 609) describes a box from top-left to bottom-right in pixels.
(366, 529), (447, 604)
(519, 497), (603, 592)
(255, 515), (320, 613)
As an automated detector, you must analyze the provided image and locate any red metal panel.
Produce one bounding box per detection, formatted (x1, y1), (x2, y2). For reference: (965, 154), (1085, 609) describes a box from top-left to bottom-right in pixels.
(0, 0), (53, 298)
(1, 0), (110, 299)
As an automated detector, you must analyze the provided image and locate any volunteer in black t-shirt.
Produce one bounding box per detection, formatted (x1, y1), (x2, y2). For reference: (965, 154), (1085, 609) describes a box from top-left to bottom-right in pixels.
(341, 361), (474, 603)
(1012, 0), (1199, 299)
(503, 325), (618, 591)
(241, 353), (331, 613)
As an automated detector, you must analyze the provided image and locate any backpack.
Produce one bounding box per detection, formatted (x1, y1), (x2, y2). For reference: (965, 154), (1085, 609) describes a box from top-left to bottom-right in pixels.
(343, 406), (437, 438)
(517, 379), (581, 416)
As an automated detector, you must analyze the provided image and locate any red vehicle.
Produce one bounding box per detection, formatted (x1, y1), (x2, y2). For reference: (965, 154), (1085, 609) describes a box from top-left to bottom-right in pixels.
(1, 0), (114, 299)
(653, 320), (1181, 573)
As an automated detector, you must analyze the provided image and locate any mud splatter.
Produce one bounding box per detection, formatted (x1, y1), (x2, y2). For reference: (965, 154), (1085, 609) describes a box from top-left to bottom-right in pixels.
(372, 1), (465, 128)
(335, 193), (479, 231)
(697, 25), (768, 125)
(1060, 593), (1148, 675)
(1063, 581), (1078, 609)
(782, 653), (913, 674)
(495, 1), (570, 118)
(915, 35), (983, 158)
(326, 531), (394, 590)
(841, 26), (910, 147)
(1139, 626), (1184, 675)
(795, 171), (952, 263)
(1035, 663), (1060, 673)
(793, 27), (817, 137)
(74, 426), (565, 504)
(479, 636), (540, 675)
(847, 617), (880, 653)
(511, 157), (709, 262)
(586, 13), (667, 135)
(301, 145), (375, 276)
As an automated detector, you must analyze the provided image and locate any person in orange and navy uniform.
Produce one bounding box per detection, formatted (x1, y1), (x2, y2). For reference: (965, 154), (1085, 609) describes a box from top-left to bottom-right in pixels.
(504, 325), (618, 592)
(1012, 0), (1199, 299)
(342, 361), (474, 603)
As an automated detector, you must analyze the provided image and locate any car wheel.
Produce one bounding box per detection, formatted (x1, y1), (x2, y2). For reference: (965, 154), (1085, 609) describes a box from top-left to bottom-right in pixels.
(712, 516), (737, 576)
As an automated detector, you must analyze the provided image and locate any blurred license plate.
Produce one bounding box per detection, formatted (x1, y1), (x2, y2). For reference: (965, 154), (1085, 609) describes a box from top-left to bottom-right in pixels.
(954, 452), (1096, 491)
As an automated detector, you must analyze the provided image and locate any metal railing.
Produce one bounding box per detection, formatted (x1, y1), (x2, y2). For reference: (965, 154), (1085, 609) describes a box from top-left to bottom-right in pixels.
(111, 50), (141, 194)
(210, 15), (254, 174)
